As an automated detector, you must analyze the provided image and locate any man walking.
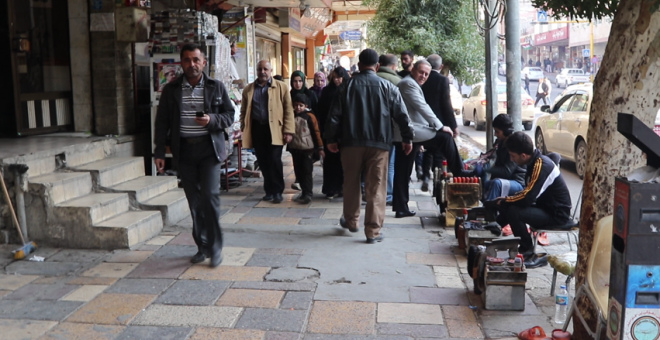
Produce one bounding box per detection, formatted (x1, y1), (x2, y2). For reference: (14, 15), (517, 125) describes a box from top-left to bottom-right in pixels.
(326, 49), (413, 244)
(398, 50), (414, 78)
(376, 54), (402, 205)
(534, 76), (549, 107)
(240, 60), (295, 204)
(421, 54), (457, 191)
(524, 74), (531, 95)
(154, 44), (235, 267)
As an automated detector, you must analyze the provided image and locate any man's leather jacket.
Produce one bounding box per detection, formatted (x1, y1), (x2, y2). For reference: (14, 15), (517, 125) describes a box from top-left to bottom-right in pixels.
(324, 69), (413, 151)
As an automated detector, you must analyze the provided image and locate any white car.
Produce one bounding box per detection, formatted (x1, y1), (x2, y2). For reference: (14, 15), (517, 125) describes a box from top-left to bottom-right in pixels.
(450, 84), (463, 115)
(535, 83), (660, 179)
(521, 67), (545, 81)
(555, 68), (591, 88)
(461, 82), (536, 131)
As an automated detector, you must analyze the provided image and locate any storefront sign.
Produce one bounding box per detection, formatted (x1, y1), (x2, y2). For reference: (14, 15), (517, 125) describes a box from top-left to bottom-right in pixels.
(520, 36), (532, 48)
(245, 17), (255, 84)
(535, 26), (568, 45)
(339, 31), (362, 41)
(289, 8), (301, 33)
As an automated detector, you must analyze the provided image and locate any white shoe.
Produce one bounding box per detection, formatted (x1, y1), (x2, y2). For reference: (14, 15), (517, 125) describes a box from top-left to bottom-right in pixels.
(291, 182), (301, 191)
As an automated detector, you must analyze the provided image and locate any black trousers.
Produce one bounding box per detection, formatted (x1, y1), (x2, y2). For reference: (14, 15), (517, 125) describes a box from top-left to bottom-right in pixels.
(291, 150), (314, 198)
(322, 145), (343, 195)
(178, 137), (223, 256)
(252, 122), (284, 195)
(392, 131), (466, 213)
(496, 205), (567, 254)
(422, 149), (446, 181)
(534, 93), (548, 106)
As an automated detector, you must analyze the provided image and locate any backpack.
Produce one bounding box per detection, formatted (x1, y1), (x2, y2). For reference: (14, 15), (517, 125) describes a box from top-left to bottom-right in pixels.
(289, 115), (315, 150)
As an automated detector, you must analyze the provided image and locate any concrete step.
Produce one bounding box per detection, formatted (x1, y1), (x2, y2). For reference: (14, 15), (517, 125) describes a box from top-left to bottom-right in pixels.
(141, 188), (190, 226)
(94, 211), (163, 249)
(29, 172), (92, 205)
(111, 176), (178, 202)
(74, 157), (144, 188)
(55, 193), (129, 226)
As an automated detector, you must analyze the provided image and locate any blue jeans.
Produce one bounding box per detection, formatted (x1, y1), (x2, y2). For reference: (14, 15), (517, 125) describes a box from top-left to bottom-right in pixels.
(387, 145), (395, 202)
(484, 179), (524, 201)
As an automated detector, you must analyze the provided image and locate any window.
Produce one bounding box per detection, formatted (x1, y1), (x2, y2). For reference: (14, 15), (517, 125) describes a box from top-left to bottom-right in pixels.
(469, 86), (480, 97)
(554, 94), (575, 113)
(568, 93), (589, 112)
(292, 47), (305, 73)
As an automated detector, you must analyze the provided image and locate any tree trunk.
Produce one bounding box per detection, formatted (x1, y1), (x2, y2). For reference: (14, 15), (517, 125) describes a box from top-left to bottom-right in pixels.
(574, 1), (660, 338)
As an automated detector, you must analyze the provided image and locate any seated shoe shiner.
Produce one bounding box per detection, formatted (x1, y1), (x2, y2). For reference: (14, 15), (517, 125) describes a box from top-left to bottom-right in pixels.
(493, 132), (572, 268)
(472, 114), (526, 201)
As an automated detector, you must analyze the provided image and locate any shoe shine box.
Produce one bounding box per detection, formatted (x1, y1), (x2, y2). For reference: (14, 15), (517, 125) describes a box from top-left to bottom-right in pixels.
(444, 182), (481, 226)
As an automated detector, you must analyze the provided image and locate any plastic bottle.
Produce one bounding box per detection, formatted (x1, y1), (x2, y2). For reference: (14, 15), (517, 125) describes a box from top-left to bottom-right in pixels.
(554, 285), (569, 325)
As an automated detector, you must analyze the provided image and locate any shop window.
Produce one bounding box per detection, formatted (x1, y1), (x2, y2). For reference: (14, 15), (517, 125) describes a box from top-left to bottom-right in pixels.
(293, 47), (305, 73)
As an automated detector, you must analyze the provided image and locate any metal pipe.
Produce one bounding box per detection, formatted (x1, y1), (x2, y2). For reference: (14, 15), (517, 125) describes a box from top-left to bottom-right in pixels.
(13, 169), (28, 240)
(484, 0), (498, 150)
(505, 0), (522, 131)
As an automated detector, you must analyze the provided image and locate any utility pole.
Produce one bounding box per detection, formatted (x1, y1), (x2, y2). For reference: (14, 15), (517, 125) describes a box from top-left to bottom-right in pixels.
(484, 0), (498, 150)
(505, 0), (522, 131)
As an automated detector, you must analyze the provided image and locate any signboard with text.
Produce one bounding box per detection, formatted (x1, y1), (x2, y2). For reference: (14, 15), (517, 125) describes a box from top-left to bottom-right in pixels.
(339, 30), (362, 41)
(534, 26), (568, 45)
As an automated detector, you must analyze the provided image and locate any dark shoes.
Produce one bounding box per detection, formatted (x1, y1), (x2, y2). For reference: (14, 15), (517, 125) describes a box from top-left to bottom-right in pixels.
(296, 195), (312, 204)
(262, 194), (274, 201)
(395, 210), (417, 218)
(190, 251), (207, 264)
(272, 193), (283, 204)
(524, 253), (549, 268)
(366, 234), (384, 244)
(339, 216), (358, 233)
(421, 179), (429, 192)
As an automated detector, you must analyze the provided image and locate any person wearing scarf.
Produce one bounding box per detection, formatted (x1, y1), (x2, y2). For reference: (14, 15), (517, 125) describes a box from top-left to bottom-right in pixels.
(290, 71), (319, 113)
(316, 67), (350, 198)
(309, 72), (326, 100)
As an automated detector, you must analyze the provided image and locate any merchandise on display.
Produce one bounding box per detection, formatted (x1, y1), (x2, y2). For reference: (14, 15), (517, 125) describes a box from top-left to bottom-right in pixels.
(148, 9), (219, 54)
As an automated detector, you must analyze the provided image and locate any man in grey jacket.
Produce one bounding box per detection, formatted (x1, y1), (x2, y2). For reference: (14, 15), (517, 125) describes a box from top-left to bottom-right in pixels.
(326, 49), (413, 244)
(393, 60), (467, 218)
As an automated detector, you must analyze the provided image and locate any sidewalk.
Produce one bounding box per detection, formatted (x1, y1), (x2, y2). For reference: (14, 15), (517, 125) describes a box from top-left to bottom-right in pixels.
(0, 152), (576, 340)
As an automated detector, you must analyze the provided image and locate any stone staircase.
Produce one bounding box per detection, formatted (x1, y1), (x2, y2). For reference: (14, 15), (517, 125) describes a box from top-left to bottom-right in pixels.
(21, 143), (189, 249)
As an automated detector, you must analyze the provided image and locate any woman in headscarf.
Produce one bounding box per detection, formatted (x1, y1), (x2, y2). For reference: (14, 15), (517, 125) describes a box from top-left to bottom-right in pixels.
(309, 72), (326, 100)
(316, 67), (350, 198)
(290, 70), (318, 113)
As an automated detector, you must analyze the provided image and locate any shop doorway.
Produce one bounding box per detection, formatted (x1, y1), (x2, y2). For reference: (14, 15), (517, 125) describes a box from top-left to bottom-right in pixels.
(0, 0), (73, 136)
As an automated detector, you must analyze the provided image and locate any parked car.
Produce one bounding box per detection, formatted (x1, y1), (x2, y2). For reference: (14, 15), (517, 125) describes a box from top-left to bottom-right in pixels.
(521, 67), (545, 81)
(535, 83), (660, 179)
(555, 68), (591, 88)
(450, 84), (463, 115)
(461, 82), (536, 131)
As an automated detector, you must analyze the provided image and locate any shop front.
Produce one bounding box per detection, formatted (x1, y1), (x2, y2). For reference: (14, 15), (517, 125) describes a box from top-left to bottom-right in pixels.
(569, 21), (610, 73)
(533, 26), (569, 72)
(1, 0), (74, 136)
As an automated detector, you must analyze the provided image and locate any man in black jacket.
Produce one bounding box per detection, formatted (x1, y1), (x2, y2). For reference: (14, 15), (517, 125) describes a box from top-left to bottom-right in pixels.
(326, 49), (414, 244)
(495, 132), (572, 268)
(420, 54), (458, 190)
(481, 114), (526, 200)
(154, 44), (235, 267)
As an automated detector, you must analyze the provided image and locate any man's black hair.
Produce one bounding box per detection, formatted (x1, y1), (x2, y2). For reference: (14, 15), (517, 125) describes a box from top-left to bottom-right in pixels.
(505, 131), (534, 155)
(401, 50), (414, 59)
(273, 75), (283, 81)
(292, 93), (308, 106)
(359, 49), (379, 67)
(378, 54), (397, 67)
(493, 114), (514, 136)
(180, 43), (205, 60)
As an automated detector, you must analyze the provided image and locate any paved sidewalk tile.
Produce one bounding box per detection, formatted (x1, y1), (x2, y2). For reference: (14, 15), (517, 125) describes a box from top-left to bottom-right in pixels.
(307, 301), (376, 335)
(66, 293), (155, 325)
(180, 265), (270, 281)
(104, 251), (154, 263)
(222, 213), (245, 224)
(189, 328), (265, 340)
(409, 287), (471, 305)
(217, 289), (285, 308)
(4, 283), (78, 301)
(321, 208), (342, 219)
(284, 208), (325, 218)
(223, 247), (256, 266)
(0, 291), (10, 298)
(407, 253), (456, 266)
(48, 249), (108, 263)
(115, 326), (193, 340)
(146, 235), (175, 245)
(0, 319), (57, 339)
(155, 280), (230, 306)
(32, 277), (65, 284)
(105, 278), (174, 295)
(0, 274), (39, 290)
(433, 266), (465, 289)
(255, 248), (306, 255)
(377, 303), (443, 325)
(238, 216), (301, 225)
(81, 263), (138, 278)
(231, 281), (316, 291)
(266, 331), (303, 340)
(66, 277), (117, 286)
(61, 285), (108, 302)
(443, 306), (483, 338)
(429, 241), (454, 254)
(384, 216), (421, 225)
(0, 300), (83, 321)
(246, 208), (288, 217)
(280, 292), (314, 310)
(39, 322), (124, 340)
(126, 256), (192, 279)
(246, 254), (300, 267)
(235, 308), (307, 332)
(167, 233), (196, 246)
(231, 206), (253, 214)
(132, 304), (242, 328)
(377, 323), (448, 338)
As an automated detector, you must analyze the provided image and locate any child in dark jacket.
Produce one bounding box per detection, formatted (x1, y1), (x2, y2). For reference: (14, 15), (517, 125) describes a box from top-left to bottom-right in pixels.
(288, 93), (325, 204)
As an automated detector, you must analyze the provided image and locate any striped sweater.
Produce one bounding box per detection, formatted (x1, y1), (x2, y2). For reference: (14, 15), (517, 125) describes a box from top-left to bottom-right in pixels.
(504, 149), (572, 221)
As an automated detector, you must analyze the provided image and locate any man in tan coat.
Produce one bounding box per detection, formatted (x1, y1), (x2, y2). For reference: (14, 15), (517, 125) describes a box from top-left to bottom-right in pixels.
(240, 60), (295, 203)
